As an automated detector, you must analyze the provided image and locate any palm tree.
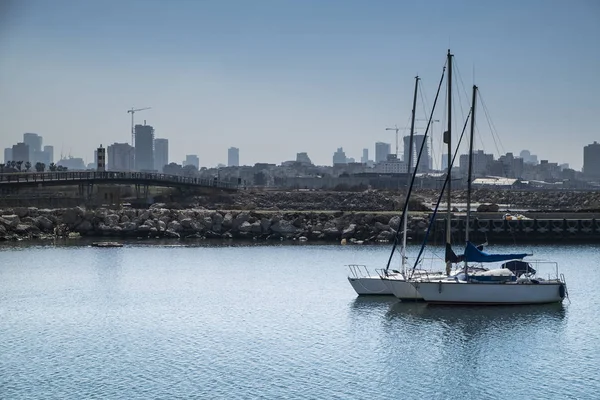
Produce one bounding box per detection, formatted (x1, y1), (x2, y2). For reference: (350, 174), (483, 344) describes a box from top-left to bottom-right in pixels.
(49, 162), (57, 172)
(0, 163), (5, 173)
(16, 161), (23, 171)
(35, 162), (46, 172)
(24, 161), (31, 172)
(10, 161), (16, 170)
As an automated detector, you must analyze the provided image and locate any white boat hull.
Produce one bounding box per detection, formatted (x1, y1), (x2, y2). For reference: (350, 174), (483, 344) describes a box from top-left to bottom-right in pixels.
(347, 276), (392, 295)
(382, 278), (423, 301)
(413, 280), (566, 305)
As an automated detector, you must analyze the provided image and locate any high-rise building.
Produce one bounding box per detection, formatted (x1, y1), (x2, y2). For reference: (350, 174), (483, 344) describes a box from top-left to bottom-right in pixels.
(154, 138), (169, 172)
(23, 133), (42, 163)
(134, 124), (155, 171)
(519, 149), (538, 165)
(361, 148), (368, 164)
(108, 142), (135, 171)
(459, 150), (494, 178)
(296, 152), (312, 165)
(375, 142), (391, 163)
(43, 145), (54, 164)
(583, 141), (600, 179)
(4, 148), (12, 163)
(12, 142), (29, 163)
(184, 155), (199, 169)
(403, 134), (429, 172)
(97, 145), (106, 171)
(332, 147), (347, 165)
(228, 147), (240, 167)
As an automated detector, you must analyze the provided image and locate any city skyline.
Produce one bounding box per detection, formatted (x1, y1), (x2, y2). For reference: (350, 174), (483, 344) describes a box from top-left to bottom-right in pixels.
(0, 1), (598, 169)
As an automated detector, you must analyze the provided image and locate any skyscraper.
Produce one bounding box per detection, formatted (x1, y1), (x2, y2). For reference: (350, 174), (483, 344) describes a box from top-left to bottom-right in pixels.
(4, 148), (12, 163)
(361, 148), (368, 164)
(108, 142), (135, 171)
(154, 138), (169, 172)
(403, 134), (429, 172)
(228, 147), (240, 167)
(375, 142), (391, 163)
(43, 145), (54, 164)
(332, 147), (347, 165)
(185, 155), (199, 169)
(23, 133), (42, 163)
(12, 142), (29, 163)
(134, 124), (154, 171)
(583, 141), (600, 179)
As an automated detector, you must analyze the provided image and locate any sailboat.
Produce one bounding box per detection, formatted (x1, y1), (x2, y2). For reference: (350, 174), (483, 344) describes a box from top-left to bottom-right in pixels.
(347, 75), (424, 296)
(412, 84), (569, 305)
(381, 50), (463, 300)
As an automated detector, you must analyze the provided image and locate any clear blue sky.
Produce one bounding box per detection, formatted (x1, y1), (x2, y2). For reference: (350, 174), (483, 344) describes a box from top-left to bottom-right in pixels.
(0, 0), (598, 169)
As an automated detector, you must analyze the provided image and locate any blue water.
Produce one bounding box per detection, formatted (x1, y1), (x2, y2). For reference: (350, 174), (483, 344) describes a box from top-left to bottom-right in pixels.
(1, 241), (599, 399)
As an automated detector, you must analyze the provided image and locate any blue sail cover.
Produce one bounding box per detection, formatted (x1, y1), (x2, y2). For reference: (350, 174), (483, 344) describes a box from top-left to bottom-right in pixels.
(464, 241), (528, 263)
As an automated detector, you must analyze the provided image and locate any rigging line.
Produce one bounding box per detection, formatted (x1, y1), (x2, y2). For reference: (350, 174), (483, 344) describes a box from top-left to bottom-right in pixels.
(479, 90), (506, 156)
(410, 107), (472, 278)
(385, 62), (447, 272)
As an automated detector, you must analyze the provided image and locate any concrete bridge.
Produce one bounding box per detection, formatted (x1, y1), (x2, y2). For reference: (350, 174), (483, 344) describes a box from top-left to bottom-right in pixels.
(0, 171), (238, 191)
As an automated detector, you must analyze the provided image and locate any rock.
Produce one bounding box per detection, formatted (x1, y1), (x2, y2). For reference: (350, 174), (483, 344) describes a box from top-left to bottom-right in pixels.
(167, 221), (183, 232)
(374, 222), (390, 232)
(377, 231), (394, 241)
(105, 214), (120, 227)
(157, 220), (166, 231)
(1, 215), (20, 227)
(298, 236), (308, 242)
(62, 207), (84, 225)
(238, 221), (253, 233)
(119, 222), (138, 233)
(120, 215), (130, 223)
(150, 203), (167, 209)
(323, 227), (340, 238)
(164, 229), (180, 238)
(222, 213), (233, 229)
(222, 232), (233, 239)
(75, 220), (93, 234)
(13, 207), (29, 218)
(232, 212), (250, 230)
(0, 224), (6, 236)
(14, 224), (31, 234)
(250, 221), (262, 234)
(342, 224), (356, 239)
(271, 220), (298, 234)
(260, 218), (271, 234)
(389, 215), (402, 231)
(211, 213), (224, 232)
(27, 207), (39, 218)
(477, 203), (500, 212)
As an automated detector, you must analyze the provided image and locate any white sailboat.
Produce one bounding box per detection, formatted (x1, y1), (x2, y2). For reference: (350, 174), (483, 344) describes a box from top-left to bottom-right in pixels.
(347, 75), (424, 296)
(413, 83), (569, 305)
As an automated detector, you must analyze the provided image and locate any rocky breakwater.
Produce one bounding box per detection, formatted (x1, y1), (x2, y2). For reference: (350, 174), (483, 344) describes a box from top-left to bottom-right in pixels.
(0, 206), (431, 243)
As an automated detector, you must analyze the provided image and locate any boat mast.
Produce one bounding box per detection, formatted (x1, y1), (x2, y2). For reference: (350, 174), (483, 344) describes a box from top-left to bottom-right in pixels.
(444, 49), (453, 276)
(464, 85), (477, 277)
(401, 75), (420, 274)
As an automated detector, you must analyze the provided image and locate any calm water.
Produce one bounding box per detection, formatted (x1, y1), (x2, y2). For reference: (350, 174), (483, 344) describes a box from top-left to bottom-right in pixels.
(1, 240), (599, 399)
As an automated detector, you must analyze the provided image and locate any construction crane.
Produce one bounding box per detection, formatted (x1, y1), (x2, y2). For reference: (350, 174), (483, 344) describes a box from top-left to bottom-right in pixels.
(385, 125), (425, 157)
(127, 107), (151, 146)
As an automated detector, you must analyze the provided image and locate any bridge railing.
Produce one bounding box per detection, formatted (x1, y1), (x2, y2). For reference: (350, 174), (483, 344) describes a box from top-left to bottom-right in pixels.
(0, 171), (236, 189)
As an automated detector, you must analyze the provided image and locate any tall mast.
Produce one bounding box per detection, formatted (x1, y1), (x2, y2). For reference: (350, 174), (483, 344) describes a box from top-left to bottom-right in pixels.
(464, 85), (477, 278)
(401, 76), (420, 273)
(445, 49), (453, 276)
(465, 85), (477, 244)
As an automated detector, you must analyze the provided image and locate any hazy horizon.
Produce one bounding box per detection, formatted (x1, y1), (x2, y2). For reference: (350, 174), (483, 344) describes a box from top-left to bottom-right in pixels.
(1, 0), (598, 169)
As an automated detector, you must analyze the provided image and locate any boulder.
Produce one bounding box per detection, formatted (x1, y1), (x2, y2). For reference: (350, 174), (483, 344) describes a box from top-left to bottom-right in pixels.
(211, 213), (224, 232)
(62, 207), (84, 225)
(167, 221), (183, 232)
(1, 215), (20, 227)
(323, 226), (340, 238)
(271, 220), (298, 234)
(157, 220), (167, 232)
(222, 213), (234, 229)
(105, 214), (120, 227)
(164, 229), (180, 238)
(341, 224), (356, 239)
(238, 221), (253, 233)
(477, 203), (500, 212)
(13, 207), (29, 218)
(75, 220), (93, 234)
(260, 218), (271, 234)
(232, 212), (250, 230)
(250, 221), (262, 234)
(377, 231), (394, 241)
(14, 224), (31, 235)
(34, 216), (55, 232)
(388, 215), (402, 231)
(120, 215), (130, 223)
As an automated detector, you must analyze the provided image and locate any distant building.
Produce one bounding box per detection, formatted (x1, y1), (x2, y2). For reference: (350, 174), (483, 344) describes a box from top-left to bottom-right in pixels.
(184, 154), (200, 169)
(361, 148), (368, 164)
(108, 142), (134, 171)
(154, 138), (169, 172)
(519, 149), (538, 165)
(404, 134), (429, 172)
(23, 133), (42, 162)
(375, 142), (391, 164)
(583, 141), (600, 179)
(12, 142), (29, 163)
(4, 147), (12, 163)
(378, 154), (408, 174)
(459, 150), (494, 178)
(57, 157), (86, 170)
(134, 124), (155, 171)
(332, 147), (347, 165)
(43, 145), (54, 164)
(441, 153), (449, 171)
(296, 152), (312, 165)
(97, 145), (106, 171)
(228, 147), (240, 167)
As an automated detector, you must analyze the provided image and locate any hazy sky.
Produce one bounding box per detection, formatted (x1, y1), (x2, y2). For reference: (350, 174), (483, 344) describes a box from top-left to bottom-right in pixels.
(0, 0), (598, 169)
